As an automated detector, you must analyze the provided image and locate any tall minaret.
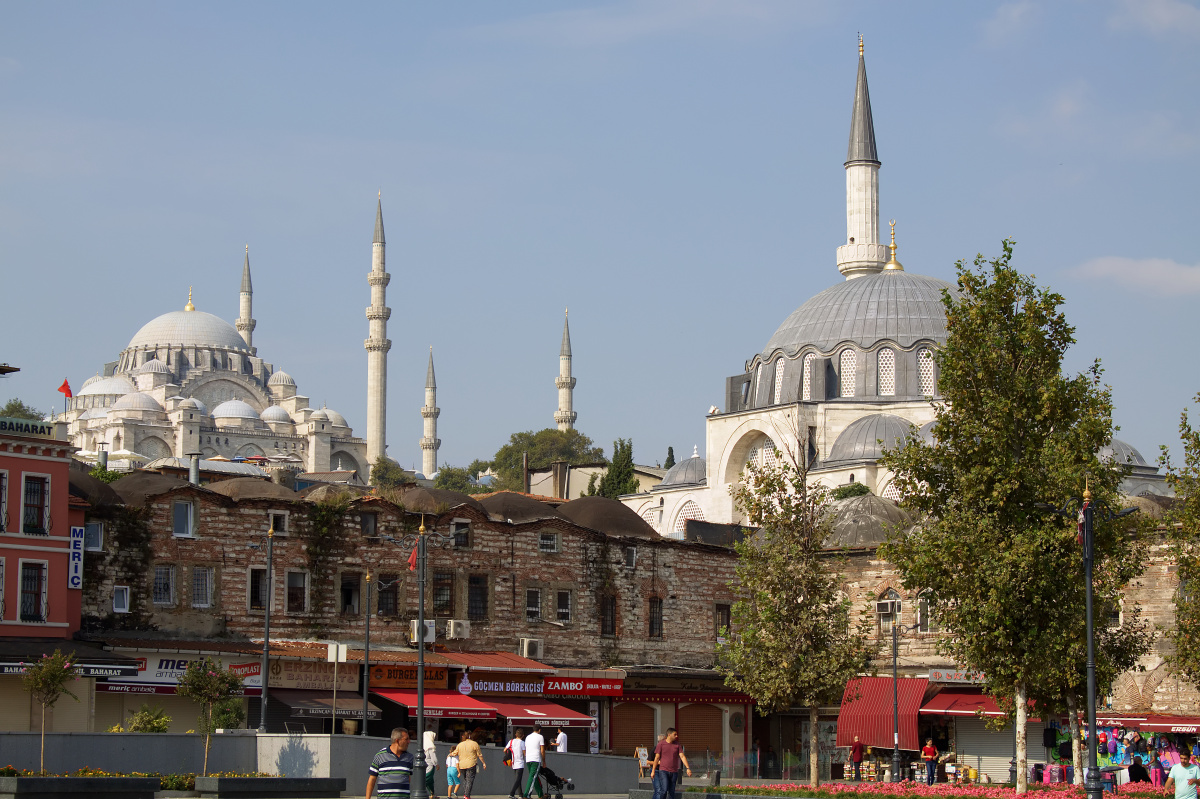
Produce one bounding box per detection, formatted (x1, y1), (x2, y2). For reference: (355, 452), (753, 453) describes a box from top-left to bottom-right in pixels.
(554, 310), (577, 431)
(236, 245), (256, 350)
(835, 36), (888, 280)
(420, 347), (440, 477)
(365, 196), (392, 467)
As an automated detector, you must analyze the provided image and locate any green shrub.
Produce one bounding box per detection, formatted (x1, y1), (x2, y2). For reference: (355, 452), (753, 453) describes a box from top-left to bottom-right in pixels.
(833, 482), (872, 500)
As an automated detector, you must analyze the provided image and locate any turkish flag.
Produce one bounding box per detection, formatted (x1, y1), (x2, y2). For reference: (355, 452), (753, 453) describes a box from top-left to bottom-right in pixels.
(57, 379), (72, 399)
(407, 545), (418, 572)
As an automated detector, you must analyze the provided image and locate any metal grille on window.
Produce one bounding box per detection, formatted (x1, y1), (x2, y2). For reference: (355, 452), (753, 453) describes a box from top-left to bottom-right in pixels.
(452, 522), (470, 548)
(648, 597), (663, 638)
(840, 348), (857, 397)
(526, 588), (542, 621)
(878, 348), (895, 396)
(878, 588), (900, 634)
(468, 575), (488, 620)
(433, 571), (454, 616)
(773, 358), (786, 404)
(378, 574), (399, 616)
(715, 604), (731, 641)
(23, 476), (47, 534)
(762, 441), (778, 469)
(249, 569), (267, 610)
(600, 595), (616, 636)
(539, 533), (558, 553)
(192, 567), (213, 608)
(673, 501), (705, 537)
(20, 563), (45, 621)
(755, 362), (764, 404)
(802, 354), (814, 401)
(639, 507), (658, 532)
(557, 590), (571, 623)
(918, 349), (935, 396)
(153, 565), (174, 605)
(881, 481), (901, 502)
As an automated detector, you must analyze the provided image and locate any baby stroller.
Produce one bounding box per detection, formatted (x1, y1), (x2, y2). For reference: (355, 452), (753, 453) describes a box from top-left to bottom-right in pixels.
(535, 765), (574, 799)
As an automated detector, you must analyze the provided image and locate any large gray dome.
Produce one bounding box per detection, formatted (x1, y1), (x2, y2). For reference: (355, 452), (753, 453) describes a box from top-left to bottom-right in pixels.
(825, 413), (914, 464)
(127, 310), (247, 351)
(764, 271), (953, 357)
(659, 455), (706, 488)
(78, 374), (137, 397)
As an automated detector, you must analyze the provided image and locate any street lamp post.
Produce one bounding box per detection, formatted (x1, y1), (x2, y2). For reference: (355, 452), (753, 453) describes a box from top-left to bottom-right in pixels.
(890, 615), (920, 783)
(253, 523), (276, 733)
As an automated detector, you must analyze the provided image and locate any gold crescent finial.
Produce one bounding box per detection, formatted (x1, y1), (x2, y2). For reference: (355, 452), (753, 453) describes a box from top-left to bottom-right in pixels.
(859, 33), (864, 56)
(889, 219), (897, 246)
(185, 286), (195, 311)
(245, 244), (249, 253)
(884, 220), (904, 271)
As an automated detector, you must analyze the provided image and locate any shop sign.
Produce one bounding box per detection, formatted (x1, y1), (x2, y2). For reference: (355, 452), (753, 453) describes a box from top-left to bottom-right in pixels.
(0, 417), (58, 439)
(369, 664), (449, 689)
(1, 662), (140, 678)
(928, 668), (984, 684)
(624, 677), (725, 692)
(543, 676), (623, 696)
(588, 701), (600, 754)
(95, 653), (261, 695)
(68, 527), (84, 589)
(460, 671), (543, 695)
(268, 659), (357, 691)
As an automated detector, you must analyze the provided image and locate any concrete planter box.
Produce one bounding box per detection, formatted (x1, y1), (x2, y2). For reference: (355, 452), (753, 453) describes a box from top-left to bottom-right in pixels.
(0, 776), (160, 799)
(194, 776), (346, 798)
(630, 792), (822, 799)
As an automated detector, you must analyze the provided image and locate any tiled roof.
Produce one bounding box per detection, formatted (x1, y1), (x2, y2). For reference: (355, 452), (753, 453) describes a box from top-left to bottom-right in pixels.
(440, 651), (556, 674)
(99, 637), (455, 665)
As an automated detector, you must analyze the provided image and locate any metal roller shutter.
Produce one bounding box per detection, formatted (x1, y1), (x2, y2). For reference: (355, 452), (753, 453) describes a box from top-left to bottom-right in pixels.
(0, 676), (31, 731)
(94, 692), (126, 732)
(678, 704), (723, 764)
(49, 678), (92, 731)
(612, 702), (655, 757)
(956, 717), (1014, 782)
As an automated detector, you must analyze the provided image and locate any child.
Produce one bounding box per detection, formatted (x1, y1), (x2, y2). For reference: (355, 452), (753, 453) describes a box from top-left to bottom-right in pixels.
(446, 748), (461, 798)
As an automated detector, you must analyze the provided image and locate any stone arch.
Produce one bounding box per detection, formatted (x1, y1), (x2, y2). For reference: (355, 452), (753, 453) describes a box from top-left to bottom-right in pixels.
(186, 373), (270, 413)
(201, 446), (219, 458)
(716, 419), (794, 488)
(672, 500), (705, 537)
(330, 450), (366, 478)
(137, 436), (172, 460)
(235, 442), (265, 458)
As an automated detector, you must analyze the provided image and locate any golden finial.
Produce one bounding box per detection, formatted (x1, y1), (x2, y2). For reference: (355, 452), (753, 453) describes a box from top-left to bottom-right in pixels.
(184, 286), (195, 311)
(859, 33), (864, 56)
(245, 244), (249, 254)
(1084, 475), (1092, 501)
(419, 513), (426, 535)
(884, 219), (904, 271)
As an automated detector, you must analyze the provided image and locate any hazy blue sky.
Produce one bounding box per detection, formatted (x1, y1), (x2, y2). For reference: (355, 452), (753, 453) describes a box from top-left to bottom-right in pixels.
(2, 1), (1198, 473)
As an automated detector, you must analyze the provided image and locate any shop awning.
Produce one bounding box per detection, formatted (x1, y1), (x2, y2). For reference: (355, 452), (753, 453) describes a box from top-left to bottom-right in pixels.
(0, 640), (141, 678)
(1137, 715), (1200, 733)
(835, 676), (928, 752)
(372, 688), (497, 719)
(921, 690), (1005, 717)
(484, 698), (595, 727)
(272, 689), (381, 720)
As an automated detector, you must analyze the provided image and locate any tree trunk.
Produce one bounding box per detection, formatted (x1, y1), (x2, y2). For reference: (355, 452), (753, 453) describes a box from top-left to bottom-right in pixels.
(1067, 693), (1083, 784)
(1015, 683), (1028, 793)
(40, 703), (46, 774)
(809, 705), (820, 788)
(203, 705), (212, 776)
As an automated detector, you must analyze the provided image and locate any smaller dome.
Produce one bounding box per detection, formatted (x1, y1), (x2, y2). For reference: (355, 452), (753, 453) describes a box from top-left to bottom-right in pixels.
(309, 408), (330, 421)
(268, 370), (296, 387)
(212, 399), (260, 420)
(325, 409), (348, 427)
(81, 374), (104, 389)
(917, 420), (936, 446)
(826, 413), (914, 464)
(78, 375), (137, 397)
(659, 452), (706, 488)
(559, 495), (658, 539)
(478, 491), (567, 523)
(1099, 439), (1149, 468)
(177, 397), (208, 414)
(134, 358), (172, 375)
(412, 472), (427, 480)
(112, 392), (164, 412)
(260, 406), (293, 423)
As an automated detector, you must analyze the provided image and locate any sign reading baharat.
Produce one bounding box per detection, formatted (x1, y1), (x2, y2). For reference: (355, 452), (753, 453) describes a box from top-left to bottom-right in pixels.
(0, 417), (59, 439)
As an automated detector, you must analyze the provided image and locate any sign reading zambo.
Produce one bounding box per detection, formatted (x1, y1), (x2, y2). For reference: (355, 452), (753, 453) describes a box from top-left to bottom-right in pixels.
(0, 417), (59, 439)
(369, 664), (449, 689)
(543, 677), (623, 696)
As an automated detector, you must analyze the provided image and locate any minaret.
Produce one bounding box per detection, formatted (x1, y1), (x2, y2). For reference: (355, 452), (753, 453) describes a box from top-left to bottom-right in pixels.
(836, 36), (888, 280)
(420, 347), (440, 477)
(365, 196), (392, 467)
(236, 245), (256, 350)
(554, 309), (577, 431)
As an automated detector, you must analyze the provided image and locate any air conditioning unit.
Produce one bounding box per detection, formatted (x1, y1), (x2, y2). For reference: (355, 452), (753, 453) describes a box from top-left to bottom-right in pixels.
(410, 619), (436, 643)
(448, 620), (471, 640)
(519, 637), (543, 659)
(875, 599), (899, 615)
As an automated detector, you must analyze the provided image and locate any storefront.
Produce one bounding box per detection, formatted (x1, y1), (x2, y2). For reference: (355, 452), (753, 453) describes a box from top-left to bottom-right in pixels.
(919, 688), (1047, 783)
(542, 669), (624, 753)
(835, 676), (929, 781)
(617, 689), (754, 769)
(0, 641), (140, 732)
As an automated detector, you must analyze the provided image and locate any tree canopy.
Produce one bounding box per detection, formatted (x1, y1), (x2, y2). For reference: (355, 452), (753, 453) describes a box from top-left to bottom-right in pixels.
(2, 398), (44, 420)
(489, 428), (605, 491)
(434, 465), (481, 494)
(587, 438), (640, 498)
(1163, 393), (1200, 687)
(879, 241), (1150, 791)
(663, 446), (676, 470)
(370, 456), (416, 490)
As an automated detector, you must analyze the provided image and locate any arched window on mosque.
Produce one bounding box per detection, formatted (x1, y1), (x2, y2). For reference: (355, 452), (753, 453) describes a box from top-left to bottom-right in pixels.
(640, 506), (660, 533)
(877, 588), (901, 635)
(877, 348), (895, 396)
(673, 501), (705, 538)
(881, 481), (901, 502)
(839, 348), (857, 397)
(801, 353), (814, 401)
(756, 362), (765, 405)
(918, 348), (936, 397)
(772, 358), (786, 405)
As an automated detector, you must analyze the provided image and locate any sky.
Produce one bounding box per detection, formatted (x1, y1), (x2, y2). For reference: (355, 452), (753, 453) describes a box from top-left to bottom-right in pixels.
(2, 1), (1199, 473)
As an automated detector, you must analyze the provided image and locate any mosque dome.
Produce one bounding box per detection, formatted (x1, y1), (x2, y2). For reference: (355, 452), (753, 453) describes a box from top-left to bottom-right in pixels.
(559, 495), (658, 539)
(659, 451), (706, 488)
(78, 375), (137, 397)
(825, 413), (914, 464)
(763, 271), (954, 357)
(309, 408), (330, 422)
(126, 310), (247, 351)
(260, 406), (293, 423)
(917, 420), (936, 446)
(211, 399), (260, 420)
(1099, 439), (1149, 467)
(112, 392), (164, 412)
(178, 397), (208, 414)
(134, 358), (172, 375)
(325, 409), (348, 427)
(268, 370), (296, 387)
(81, 374), (105, 390)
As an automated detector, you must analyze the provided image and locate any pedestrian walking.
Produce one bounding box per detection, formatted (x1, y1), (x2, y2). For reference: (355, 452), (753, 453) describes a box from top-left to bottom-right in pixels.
(1166, 750), (1200, 799)
(650, 728), (692, 799)
(452, 730), (486, 799)
(650, 734), (667, 799)
(424, 730), (439, 796)
(446, 749), (460, 799)
(850, 735), (864, 781)
(366, 728), (414, 799)
(555, 726), (569, 753)
(922, 739), (938, 786)
(524, 724), (547, 799)
(506, 728), (527, 799)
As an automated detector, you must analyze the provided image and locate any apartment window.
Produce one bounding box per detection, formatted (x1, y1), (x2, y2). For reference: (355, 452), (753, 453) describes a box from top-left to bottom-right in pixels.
(715, 603), (732, 640)
(525, 588), (542, 621)
(287, 572), (308, 612)
(648, 597), (664, 639)
(113, 586), (130, 614)
(917, 593), (937, 633)
(433, 571), (455, 616)
(557, 590), (572, 623)
(341, 572), (361, 615)
(268, 511), (288, 535)
(172, 501), (195, 537)
(360, 512), (378, 537)
(191, 566), (213, 608)
(624, 547), (637, 568)
(377, 574), (399, 616)
(22, 475), (48, 534)
(452, 521), (470, 548)
(84, 522), (104, 551)
(20, 562), (47, 622)
(0, 471), (7, 532)
(249, 568), (268, 611)
(467, 574), (488, 621)
(878, 588), (901, 635)
(539, 533), (559, 553)
(153, 565), (175, 605)
(600, 595), (616, 636)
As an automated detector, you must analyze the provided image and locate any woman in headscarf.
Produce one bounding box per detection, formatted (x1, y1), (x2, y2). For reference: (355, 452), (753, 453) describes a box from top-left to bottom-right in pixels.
(424, 729), (440, 795)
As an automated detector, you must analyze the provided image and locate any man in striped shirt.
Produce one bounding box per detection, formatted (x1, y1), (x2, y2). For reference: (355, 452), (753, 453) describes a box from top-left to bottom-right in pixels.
(367, 728), (414, 799)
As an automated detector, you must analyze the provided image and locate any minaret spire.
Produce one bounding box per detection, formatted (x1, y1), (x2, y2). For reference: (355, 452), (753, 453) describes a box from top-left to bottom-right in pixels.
(420, 347), (440, 477)
(554, 309), (577, 431)
(365, 196), (392, 470)
(836, 37), (887, 280)
(236, 245), (256, 350)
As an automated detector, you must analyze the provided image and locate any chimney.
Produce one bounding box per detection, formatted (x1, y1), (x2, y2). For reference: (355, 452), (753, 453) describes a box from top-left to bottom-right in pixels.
(550, 461), (569, 499)
(186, 451), (202, 485)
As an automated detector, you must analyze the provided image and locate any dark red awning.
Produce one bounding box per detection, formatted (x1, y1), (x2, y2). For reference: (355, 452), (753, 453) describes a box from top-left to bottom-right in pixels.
(836, 676), (928, 752)
(921, 690), (1005, 717)
(372, 688), (497, 719)
(484, 698), (594, 727)
(1138, 715), (1200, 733)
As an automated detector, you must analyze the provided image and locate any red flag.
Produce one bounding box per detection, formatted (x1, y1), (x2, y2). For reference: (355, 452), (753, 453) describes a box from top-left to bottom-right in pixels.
(407, 545), (418, 572)
(57, 379), (72, 399)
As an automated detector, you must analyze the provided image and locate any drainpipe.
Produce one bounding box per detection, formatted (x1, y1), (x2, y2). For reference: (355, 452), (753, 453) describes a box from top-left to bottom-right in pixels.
(186, 450), (202, 485)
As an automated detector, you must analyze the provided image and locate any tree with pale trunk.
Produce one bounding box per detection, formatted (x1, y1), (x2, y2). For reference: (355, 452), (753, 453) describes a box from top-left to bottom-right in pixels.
(176, 657), (245, 776)
(21, 649), (79, 774)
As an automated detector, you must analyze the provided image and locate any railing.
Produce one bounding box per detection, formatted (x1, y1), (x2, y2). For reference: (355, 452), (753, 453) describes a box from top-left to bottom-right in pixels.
(693, 750), (839, 782)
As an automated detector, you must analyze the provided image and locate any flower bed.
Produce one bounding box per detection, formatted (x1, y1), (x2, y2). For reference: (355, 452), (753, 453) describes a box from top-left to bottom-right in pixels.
(0, 766), (273, 790)
(678, 781), (1172, 799)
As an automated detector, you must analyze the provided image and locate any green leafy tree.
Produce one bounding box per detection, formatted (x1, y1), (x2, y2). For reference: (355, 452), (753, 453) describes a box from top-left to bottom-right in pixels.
(1162, 393), (1200, 686)
(89, 465), (123, 483)
(434, 465), (481, 494)
(490, 428), (605, 491)
(370, 456), (415, 490)
(115, 702), (172, 732)
(663, 447), (676, 470)
(1, 398), (44, 420)
(21, 649), (79, 773)
(586, 439), (641, 498)
(832, 482), (871, 500)
(718, 447), (876, 787)
(176, 657), (245, 775)
(879, 241), (1149, 792)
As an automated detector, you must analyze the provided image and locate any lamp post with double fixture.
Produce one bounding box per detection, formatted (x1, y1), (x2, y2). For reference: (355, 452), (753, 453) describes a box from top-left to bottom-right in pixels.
(887, 610), (922, 783)
(249, 522), (276, 733)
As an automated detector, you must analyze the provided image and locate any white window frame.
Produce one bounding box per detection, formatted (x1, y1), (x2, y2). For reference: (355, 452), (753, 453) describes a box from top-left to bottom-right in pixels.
(451, 519), (471, 548)
(191, 566), (214, 608)
(918, 348), (936, 397)
(19, 472), (51, 536)
(172, 500), (195, 538)
(268, 510), (289, 536)
(17, 558), (49, 623)
(286, 570), (309, 613)
(113, 585), (130, 614)
(556, 589), (572, 623)
(152, 564), (175, 605)
(0, 469), (8, 533)
(538, 532), (560, 553)
(84, 521), (104, 551)
(526, 587), (542, 621)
